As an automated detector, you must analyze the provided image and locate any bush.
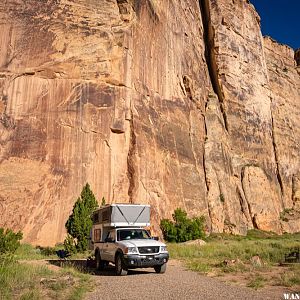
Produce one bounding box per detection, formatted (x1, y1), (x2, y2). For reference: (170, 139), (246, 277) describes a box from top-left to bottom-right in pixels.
(160, 208), (205, 243)
(63, 234), (77, 255)
(65, 183), (98, 253)
(0, 228), (23, 254)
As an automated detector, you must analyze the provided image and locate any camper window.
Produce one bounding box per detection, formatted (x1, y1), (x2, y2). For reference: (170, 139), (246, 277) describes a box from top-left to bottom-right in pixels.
(102, 210), (109, 221)
(93, 212), (99, 224)
(94, 229), (101, 242)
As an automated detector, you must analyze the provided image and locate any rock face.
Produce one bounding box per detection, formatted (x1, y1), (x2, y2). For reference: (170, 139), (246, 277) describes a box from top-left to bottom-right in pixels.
(205, 0), (283, 234)
(295, 49), (300, 66)
(0, 0), (299, 245)
(264, 37), (300, 232)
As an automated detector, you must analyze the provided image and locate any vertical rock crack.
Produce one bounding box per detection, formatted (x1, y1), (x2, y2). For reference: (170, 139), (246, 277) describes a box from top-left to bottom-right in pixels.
(199, 0), (229, 132)
(127, 117), (137, 204)
(270, 101), (284, 199)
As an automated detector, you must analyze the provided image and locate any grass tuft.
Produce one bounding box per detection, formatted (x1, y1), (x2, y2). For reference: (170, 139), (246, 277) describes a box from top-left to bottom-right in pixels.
(62, 266), (92, 300)
(276, 265), (300, 287)
(247, 274), (266, 289)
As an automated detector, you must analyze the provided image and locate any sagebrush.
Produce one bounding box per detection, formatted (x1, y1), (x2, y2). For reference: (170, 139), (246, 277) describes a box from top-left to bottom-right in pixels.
(0, 227), (23, 255)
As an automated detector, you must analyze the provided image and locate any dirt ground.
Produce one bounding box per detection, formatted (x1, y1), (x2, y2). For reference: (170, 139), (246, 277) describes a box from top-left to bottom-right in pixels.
(21, 259), (298, 300)
(85, 260), (295, 300)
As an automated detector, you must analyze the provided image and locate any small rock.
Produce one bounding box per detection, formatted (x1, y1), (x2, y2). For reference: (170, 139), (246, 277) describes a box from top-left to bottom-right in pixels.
(40, 278), (57, 284)
(61, 275), (75, 284)
(182, 239), (207, 246)
(40, 275), (74, 285)
(250, 255), (263, 267)
(222, 258), (242, 266)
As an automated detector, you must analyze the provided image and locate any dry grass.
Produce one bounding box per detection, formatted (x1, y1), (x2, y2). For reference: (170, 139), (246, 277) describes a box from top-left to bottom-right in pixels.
(168, 230), (300, 290)
(0, 255), (92, 300)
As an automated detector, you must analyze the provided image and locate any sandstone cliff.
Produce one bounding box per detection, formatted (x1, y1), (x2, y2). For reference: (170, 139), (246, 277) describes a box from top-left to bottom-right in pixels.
(0, 0), (299, 246)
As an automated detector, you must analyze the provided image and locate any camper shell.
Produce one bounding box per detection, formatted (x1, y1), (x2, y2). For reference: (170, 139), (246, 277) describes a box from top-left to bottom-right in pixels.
(91, 204), (151, 243)
(93, 203), (150, 227)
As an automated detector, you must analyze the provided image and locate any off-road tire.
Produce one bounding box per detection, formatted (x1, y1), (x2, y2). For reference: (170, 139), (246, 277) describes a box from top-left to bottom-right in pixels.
(115, 253), (128, 276)
(154, 263), (167, 274)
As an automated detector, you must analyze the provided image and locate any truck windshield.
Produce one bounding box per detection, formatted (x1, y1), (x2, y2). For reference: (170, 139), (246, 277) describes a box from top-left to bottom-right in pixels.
(117, 229), (151, 241)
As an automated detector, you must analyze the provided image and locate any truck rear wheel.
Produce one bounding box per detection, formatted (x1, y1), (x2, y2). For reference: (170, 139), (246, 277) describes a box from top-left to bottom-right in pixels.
(154, 263), (167, 274)
(115, 253), (128, 276)
(96, 251), (106, 271)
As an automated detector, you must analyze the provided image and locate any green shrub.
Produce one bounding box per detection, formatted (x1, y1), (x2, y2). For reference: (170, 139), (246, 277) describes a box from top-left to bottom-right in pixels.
(0, 228), (23, 255)
(160, 208), (205, 243)
(63, 234), (77, 255)
(65, 183), (98, 253)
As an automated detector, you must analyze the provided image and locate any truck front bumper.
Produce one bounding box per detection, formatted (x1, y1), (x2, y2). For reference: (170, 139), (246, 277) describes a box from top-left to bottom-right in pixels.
(123, 253), (169, 268)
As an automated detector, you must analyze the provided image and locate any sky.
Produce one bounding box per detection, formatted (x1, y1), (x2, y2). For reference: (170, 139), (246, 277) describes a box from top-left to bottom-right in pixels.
(250, 0), (299, 49)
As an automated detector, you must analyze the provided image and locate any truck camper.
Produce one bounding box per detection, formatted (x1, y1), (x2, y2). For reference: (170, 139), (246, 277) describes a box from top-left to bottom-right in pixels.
(90, 204), (169, 275)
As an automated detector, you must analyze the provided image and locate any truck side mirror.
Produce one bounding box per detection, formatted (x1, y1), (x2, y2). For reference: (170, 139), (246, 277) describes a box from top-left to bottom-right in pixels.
(152, 236), (159, 241)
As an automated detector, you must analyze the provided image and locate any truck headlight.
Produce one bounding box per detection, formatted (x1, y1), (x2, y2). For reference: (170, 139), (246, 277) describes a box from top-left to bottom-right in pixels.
(125, 247), (138, 254)
(160, 246), (167, 252)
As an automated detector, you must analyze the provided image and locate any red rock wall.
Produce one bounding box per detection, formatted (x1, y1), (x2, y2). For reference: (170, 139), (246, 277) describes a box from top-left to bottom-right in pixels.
(206, 0), (282, 234)
(0, 0), (134, 245)
(0, 0), (299, 245)
(264, 37), (300, 232)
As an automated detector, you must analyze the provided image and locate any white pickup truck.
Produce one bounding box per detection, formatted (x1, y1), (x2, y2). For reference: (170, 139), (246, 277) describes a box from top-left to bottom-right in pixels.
(90, 204), (169, 276)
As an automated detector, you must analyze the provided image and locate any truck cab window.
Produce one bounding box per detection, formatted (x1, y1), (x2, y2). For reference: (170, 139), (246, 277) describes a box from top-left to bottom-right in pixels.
(106, 230), (115, 242)
(117, 229), (150, 241)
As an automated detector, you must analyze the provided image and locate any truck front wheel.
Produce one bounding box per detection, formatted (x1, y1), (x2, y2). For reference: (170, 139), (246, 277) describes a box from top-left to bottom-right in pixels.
(154, 263), (167, 274)
(115, 253), (128, 276)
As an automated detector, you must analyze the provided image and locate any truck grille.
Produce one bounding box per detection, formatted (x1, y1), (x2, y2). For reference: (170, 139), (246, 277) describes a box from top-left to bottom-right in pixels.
(138, 246), (159, 254)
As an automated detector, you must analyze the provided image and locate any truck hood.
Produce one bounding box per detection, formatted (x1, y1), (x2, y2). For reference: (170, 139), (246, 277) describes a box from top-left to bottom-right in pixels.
(118, 239), (166, 248)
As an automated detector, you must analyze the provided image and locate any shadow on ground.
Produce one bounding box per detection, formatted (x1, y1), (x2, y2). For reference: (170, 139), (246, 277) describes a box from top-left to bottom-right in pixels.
(47, 259), (154, 276)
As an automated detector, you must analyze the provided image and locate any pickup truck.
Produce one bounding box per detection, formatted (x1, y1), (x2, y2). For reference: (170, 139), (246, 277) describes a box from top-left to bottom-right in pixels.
(94, 227), (169, 275)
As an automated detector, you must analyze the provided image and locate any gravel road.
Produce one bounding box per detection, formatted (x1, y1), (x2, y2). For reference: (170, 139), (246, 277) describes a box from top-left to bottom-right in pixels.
(86, 260), (281, 300)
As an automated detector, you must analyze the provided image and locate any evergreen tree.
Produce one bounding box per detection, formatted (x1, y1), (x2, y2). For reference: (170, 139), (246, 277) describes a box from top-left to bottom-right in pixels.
(65, 183), (98, 252)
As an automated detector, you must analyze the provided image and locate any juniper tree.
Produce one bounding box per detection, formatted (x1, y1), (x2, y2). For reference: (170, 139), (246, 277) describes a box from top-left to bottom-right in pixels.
(65, 183), (98, 253)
